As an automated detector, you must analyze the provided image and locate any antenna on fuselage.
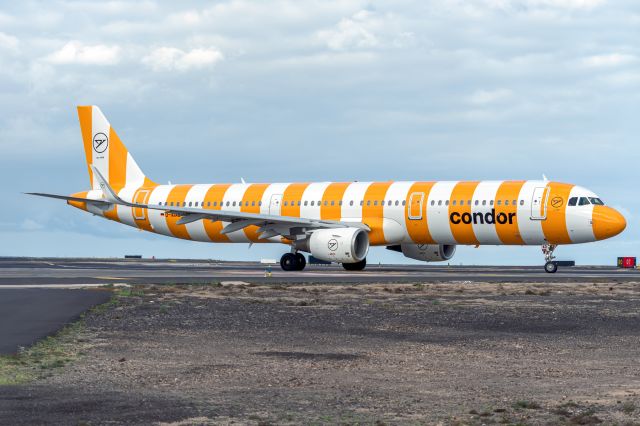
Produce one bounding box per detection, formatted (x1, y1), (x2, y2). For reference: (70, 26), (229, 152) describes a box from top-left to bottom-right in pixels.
(542, 174), (549, 182)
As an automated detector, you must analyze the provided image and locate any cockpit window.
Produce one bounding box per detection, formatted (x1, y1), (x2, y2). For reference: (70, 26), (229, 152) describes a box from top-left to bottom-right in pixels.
(568, 197), (577, 206)
(578, 197), (590, 206)
(589, 197), (604, 206)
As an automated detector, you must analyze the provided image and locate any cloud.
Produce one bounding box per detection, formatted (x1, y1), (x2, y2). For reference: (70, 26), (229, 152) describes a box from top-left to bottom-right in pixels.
(317, 10), (381, 51)
(525, 0), (604, 9)
(468, 89), (513, 105)
(0, 32), (19, 52)
(45, 41), (121, 65)
(142, 47), (224, 71)
(21, 219), (44, 231)
(583, 53), (636, 67)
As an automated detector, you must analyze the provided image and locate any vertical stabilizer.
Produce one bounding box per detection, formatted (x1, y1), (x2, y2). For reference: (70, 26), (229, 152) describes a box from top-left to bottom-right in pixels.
(77, 106), (155, 191)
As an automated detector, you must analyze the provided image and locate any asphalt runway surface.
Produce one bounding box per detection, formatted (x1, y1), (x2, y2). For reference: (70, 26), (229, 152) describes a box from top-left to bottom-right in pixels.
(0, 289), (111, 355)
(1, 257), (639, 286)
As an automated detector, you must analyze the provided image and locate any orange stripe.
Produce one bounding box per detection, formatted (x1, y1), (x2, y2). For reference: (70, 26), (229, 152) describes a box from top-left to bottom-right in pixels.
(203, 184), (231, 242)
(108, 128), (127, 191)
(132, 185), (159, 233)
(449, 181), (480, 245)
(282, 183), (310, 218)
(77, 107), (94, 186)
(321, 182), (350, 221)
(541, 182), (573, 244)
(405, 182), (436, 244)
(362, 182), (393, 245)
(165, 185), (194, 240)
(67, 191), (89, 211)
(494, 181), (525, 245)
(241, 183), (270, 242)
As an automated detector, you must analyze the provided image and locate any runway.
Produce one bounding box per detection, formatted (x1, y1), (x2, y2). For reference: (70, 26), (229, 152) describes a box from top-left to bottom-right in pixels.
(0, 257), (638, 286)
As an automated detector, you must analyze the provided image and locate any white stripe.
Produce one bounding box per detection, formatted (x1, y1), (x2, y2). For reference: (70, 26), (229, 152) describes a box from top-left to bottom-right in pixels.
(565, 187), (595, 243)
(91, 107), (110, 191)
(220, 184), (250, 242)
(185, 184), (214, 242)
(471, 181), (502, 245)
(427, 181), (457, 244)
(147, 185), (175, 237)
(341, 182), (371, 220)
(517, 181), (546, 245)
(299, 182), (332, 220)
(125, 152), (146, 188)
(383, 181), (414, 244)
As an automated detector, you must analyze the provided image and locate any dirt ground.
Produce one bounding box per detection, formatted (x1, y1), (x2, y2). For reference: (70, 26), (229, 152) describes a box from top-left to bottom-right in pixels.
(1, 280), (640, 425)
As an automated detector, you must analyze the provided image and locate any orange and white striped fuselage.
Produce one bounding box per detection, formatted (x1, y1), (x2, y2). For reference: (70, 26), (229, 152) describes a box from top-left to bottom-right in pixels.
(69, 179), (625, 247)
(33, 106), (626, 272)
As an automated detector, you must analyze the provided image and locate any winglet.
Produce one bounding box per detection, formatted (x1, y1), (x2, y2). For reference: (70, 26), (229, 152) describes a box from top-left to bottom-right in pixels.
(91, 165), (125, 204)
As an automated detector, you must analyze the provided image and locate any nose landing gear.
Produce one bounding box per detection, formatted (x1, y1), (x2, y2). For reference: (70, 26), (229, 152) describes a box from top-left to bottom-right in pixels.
(542, 244), (558, 273)
(280, 252), (307, 271)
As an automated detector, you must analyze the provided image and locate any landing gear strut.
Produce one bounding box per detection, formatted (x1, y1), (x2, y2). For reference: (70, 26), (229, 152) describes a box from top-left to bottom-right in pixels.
(342, 258), (367, 271)
(542, 244), (557, 274)
(280, 252), (306, 271)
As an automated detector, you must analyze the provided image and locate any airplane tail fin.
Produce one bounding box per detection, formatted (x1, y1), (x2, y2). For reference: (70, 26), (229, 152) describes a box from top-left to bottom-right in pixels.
(77, 106), (156, 191)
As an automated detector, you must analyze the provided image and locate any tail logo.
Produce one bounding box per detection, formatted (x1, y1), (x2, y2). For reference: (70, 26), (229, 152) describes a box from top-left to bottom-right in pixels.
(93, 133), (109, 153)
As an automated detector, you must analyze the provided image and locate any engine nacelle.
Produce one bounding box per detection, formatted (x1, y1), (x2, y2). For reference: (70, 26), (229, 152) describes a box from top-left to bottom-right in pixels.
(394, 243), (456, 262)
(304, 228), (370, 263)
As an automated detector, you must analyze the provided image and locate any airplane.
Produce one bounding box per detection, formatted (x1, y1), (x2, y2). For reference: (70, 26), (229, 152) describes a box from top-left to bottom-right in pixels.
(29, 106), (627, 273)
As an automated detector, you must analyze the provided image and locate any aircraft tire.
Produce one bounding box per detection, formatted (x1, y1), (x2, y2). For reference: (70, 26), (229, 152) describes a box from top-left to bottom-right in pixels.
(342, 258), (367, 271)
(280, 253), (297, 271)
(295, 253), (306, 271)
(544, 261), (558, 274)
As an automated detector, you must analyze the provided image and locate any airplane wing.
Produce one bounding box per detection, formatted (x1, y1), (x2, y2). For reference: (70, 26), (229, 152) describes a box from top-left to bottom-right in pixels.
(28, 167), (369, 240)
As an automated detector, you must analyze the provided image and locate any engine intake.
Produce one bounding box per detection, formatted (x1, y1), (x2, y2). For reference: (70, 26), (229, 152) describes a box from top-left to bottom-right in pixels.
(294, 228), (369, 264)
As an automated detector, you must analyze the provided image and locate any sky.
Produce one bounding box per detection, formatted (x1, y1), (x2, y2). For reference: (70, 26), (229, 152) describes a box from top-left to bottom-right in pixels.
(0, 0), (638, 265)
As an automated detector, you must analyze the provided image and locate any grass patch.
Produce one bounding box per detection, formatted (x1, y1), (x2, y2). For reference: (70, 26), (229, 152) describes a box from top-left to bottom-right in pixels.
(513, 400), (541, 410)
(621, 400), (636, 415)
(0, 320), (86, 385)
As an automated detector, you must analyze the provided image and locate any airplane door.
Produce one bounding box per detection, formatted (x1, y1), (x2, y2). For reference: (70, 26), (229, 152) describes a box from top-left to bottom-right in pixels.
(269, 194), (283, 216)
(531, 187), (549, 220)
(133, 189), (150, 220)
(408, 192), (424, 220)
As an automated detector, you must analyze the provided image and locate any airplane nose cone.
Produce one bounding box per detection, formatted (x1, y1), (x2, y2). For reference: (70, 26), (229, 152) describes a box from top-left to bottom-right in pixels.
(592, 206), (627, 240)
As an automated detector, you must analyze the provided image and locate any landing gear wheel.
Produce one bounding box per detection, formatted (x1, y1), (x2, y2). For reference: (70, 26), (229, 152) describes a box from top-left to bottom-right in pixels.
(342, 258), (367, 271)
(544, 261), (558, 274)
(280, 253), (297, 271)
(295, 253), (306, 271)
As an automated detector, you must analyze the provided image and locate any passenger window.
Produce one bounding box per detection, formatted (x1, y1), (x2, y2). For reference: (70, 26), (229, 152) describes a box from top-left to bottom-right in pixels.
(402, 200), (406, 206)
(298, 201), (301, 206)
(579, 197), (590, 206)
(505, 200), (509, 206)
(310, 201), (315, 206)
(232, 201), (236, 207)
(482, 200), (486, 206)
(331, 200), (335, 206)
(373, 201), (378, 206)
(182, 202), (186, 207)
(431, 200), (435, 206)
(497, 200), (501, 206)
(519, 200), (524, 206)
(338, 201), (342, 206)
(304, 201), (308, 206)
(367, 200), (371, 206)
(324, 201), (328, 206)
(226, 201), (230, 207)
(349, 200), (354, 206)
(213, 202), (217, 207)
(512, 200), (516, 206)
(490, 200), (494, 206)
(395, 200), (399, 206)
(445, 200), (449, 206)
(258, 201), (262, 206)
(474, 200), (479, 206)
(438, 200), (442, 206)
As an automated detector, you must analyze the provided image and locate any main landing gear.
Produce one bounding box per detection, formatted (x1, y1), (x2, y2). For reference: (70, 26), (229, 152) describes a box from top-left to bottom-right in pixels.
(280, 252), (307, 271)
(542, 244), (558, 274)
(342, 258), (367, 271)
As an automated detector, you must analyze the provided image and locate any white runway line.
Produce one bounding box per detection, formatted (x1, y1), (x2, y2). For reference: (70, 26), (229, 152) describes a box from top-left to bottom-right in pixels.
(0, 283), (130, 289)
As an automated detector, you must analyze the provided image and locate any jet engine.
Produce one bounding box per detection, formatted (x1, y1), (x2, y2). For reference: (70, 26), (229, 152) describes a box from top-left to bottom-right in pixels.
(387, 243), (456, 262)
(294, 228), (369, 263)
